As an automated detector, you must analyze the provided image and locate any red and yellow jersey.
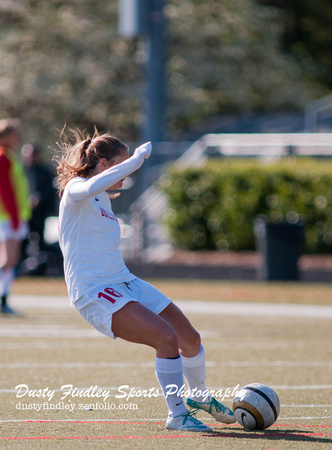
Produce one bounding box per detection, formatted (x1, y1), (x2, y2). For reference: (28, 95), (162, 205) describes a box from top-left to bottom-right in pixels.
(0, 144), (31, 228)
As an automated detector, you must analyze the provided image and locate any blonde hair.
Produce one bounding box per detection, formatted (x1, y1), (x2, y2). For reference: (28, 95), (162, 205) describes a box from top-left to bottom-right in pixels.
(55, 128), (128, 196)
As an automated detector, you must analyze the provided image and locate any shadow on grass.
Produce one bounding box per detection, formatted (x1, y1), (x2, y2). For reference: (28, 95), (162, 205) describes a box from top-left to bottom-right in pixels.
(205, 426), (331, 444)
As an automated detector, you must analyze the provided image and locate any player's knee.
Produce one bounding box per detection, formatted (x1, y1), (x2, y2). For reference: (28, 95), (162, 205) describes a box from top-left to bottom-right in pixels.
(164, 326), (179, 348)
(1, 252), (19, 270)
(1, 260), (10, 271)
(179, 328), (201, 355)
(2, 260), (14, 271)
(156, 325), (179, 354)
(189, 329), (201, 351)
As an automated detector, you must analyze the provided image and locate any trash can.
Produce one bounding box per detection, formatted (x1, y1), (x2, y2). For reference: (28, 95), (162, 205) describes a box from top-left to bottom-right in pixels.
(254, 216), (305, 281)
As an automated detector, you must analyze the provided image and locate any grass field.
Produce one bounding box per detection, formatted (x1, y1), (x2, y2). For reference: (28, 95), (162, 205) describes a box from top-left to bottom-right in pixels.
(11, 277), (332, 305)
(0, 277), (331, 448)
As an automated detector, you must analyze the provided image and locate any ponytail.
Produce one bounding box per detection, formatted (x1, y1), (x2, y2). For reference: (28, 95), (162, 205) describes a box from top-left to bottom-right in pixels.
(54, 128), (128, 196)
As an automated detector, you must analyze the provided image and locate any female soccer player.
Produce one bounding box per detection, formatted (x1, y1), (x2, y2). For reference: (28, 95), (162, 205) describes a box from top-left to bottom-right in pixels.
(0, 118), (31, 314)
(56, 130), (235, 432)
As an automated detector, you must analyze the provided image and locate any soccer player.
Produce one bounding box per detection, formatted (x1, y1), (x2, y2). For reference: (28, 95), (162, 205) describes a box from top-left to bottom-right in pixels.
(0, 118), (31, 314)
(56, 130), (235, 432)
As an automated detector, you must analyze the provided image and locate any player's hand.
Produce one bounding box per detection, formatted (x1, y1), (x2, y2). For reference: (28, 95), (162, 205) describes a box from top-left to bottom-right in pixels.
(134, 142), (152, 160)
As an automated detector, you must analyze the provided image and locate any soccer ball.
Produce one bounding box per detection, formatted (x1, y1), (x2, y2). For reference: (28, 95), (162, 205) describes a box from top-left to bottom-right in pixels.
(233, 383), (280, 430)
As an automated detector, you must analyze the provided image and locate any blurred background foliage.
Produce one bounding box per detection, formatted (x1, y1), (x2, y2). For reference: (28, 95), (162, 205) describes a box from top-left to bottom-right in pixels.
(258, 0), (332, 89)
(0, 0), (330, 148)
(161, 158), (332, 253)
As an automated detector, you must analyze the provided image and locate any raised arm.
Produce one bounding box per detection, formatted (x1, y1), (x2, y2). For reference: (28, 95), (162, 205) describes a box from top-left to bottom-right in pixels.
(67, 142), (152, 203)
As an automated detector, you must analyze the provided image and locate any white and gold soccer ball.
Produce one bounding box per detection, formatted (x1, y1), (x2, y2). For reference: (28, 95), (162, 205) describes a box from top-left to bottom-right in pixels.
(233, 383), (280, 430)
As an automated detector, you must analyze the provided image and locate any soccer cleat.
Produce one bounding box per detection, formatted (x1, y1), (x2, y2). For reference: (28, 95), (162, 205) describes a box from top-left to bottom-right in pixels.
(186, 397), (236, 424)
(166, 410), (212, 432)
(1, 304), (17, 315)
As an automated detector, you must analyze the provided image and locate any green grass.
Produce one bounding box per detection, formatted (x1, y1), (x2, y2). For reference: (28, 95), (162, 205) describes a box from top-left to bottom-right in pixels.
(1, 283), (331, 448)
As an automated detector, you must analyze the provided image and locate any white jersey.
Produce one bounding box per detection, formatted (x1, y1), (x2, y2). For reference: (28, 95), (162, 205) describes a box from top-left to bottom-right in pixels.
(58, 142), (151, 304)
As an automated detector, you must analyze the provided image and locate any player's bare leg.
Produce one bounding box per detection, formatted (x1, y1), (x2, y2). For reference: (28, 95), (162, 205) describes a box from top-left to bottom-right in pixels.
(159, 302), (201, 357)
(0, 239), (21, 314)
(112, 301), (212, 432)
(160, 301), (236, 424)
(112, 301), (179, 358)
(0, 239), (21, 270)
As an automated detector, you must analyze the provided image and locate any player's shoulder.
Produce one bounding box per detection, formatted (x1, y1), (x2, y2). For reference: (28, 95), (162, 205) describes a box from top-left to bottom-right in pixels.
(62, 177), (89, 207)
(65, 177), (87, 191)
(68, 176), (87, 185)
(61, 177), (79, 199)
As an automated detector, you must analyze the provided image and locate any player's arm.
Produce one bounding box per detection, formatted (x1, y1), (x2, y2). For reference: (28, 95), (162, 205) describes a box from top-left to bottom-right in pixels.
(0, 154), (19, 230)
(67, 142), (152, 203)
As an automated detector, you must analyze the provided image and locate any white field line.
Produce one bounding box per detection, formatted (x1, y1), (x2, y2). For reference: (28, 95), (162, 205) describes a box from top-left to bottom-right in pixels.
(0, 361), (155, 369)
(0, 342), (292, 349)
(279, 416), (332, 420)
(266, 384), (332, 390)
(0, 325), (102, 338)
(177, 300), (332, 319)
(281, 404), (332, 407)
(1, 386), (332, 394)
(0, 416), (331, 423)
(10, 295), (69, 309)
(0, 361), (332, 369)
(0, 419), (165, 423)
(225, 361), (332, 367)
(1, 385), (331, 417)
(8, 295), (332, 319)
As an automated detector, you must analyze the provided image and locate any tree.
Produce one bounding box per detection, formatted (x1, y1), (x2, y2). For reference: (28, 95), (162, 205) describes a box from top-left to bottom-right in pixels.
(0, 0), (323, 147)
(166, 0), (321, 135)
(0, 1), (141, 144)
(258, 0), (332, 88)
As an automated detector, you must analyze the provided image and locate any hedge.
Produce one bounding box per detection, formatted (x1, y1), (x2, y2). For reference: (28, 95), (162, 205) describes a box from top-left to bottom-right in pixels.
(161, 157), (332, 253)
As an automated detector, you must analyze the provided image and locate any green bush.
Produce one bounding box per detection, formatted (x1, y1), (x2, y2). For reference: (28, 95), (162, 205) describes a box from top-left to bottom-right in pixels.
(161, 158), (332, 253)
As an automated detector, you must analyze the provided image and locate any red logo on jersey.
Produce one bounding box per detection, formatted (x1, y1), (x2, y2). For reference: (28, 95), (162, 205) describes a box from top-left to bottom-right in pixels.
(100, 207), (118, 222)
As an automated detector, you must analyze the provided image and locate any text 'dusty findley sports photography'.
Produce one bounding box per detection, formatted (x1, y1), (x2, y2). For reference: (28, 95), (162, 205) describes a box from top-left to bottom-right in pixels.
(13, 383), (240, 411)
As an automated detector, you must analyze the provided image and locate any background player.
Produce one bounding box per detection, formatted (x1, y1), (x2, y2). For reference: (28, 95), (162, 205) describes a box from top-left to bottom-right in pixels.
(0, 118), (31, 314)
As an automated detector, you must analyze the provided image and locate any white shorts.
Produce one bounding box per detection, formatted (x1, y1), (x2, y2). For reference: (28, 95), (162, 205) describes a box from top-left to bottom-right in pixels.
(74, 278), (172, 339)
(0, 221), (29, 242)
